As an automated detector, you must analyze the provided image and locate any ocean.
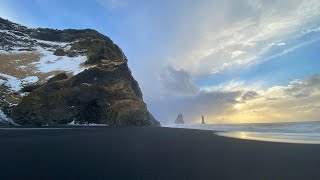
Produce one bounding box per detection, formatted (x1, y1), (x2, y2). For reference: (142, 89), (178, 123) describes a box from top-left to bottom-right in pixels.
(167, 121), (320, 144)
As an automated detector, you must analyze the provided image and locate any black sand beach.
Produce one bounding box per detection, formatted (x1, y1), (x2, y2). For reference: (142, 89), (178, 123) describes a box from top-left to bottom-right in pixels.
(0, 127), (320, 179)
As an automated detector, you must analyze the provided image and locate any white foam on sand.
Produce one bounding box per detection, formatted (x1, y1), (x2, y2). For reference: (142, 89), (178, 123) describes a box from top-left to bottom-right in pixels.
(68, 120), (107, 126)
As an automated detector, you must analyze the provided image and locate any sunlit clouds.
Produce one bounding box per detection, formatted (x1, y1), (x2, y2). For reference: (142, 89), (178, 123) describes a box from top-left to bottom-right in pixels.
(204, 75), (320, 124)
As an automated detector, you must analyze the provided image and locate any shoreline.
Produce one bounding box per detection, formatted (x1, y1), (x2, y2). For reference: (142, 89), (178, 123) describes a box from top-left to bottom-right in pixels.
(1, 126), (320, 179)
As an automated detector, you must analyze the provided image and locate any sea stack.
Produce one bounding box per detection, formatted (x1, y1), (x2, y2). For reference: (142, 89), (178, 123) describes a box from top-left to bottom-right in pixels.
(175, 113), (184, 124)
(201, 115), (205, 124)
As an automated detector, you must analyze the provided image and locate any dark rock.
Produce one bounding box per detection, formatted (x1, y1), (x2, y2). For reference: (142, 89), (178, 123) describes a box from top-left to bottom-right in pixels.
(22, 84), (43, 92)
(18, 48), (33, 51)
(11, 65), (159, 126)
(0, 120), (11, 126)
(201, 115), (205, 124)
(53, 48), (66, 56)
(0, 110), (14, 126)
(47, 73), (69, 84)
(66, 50), (77, 57)
(175, 113), (184, 124)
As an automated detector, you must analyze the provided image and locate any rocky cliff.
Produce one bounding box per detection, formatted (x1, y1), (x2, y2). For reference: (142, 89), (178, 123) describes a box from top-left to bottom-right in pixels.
(0, 17), (159, 126)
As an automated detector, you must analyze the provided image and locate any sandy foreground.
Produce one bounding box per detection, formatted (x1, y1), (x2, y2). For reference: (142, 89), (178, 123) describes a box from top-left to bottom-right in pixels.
(0, 126), (319, 179)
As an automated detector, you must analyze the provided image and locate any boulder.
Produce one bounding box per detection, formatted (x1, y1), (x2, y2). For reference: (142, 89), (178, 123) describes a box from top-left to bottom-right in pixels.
(47, 73), (68, 84)
(21, 84), (43, 92)
(53, 48), (66, 56)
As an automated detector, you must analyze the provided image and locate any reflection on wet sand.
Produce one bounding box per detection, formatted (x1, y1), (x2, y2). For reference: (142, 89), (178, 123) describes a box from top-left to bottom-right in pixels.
(216, 131), (320, 144)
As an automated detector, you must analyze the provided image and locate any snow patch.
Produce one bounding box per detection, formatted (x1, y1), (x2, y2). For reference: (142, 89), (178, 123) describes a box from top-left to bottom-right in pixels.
(0, 110), (16, 125)
(68, 120), (107, 126)
(81, 83), (92, 86)
(45, 75), (55, 81)
(18, 65), (27, 69)
(68, 120), (76, 125)
(34, 39), (68, 47)
(33, 47), (87, 75)
(0, 30), (19, 37)
(0, 79), (5, 85)
(22, 76), (39, 84)
(0, 73), (22, 91)
(0, 110), (8, 122)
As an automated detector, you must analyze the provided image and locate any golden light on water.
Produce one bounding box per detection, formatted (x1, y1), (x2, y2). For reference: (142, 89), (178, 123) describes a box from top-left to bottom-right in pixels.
(239, 132), (247, 139)
(217, 132), (320, 144)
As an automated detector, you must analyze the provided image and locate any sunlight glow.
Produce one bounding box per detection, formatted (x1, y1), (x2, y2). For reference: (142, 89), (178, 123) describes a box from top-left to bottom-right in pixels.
(233, 103), (243, 109)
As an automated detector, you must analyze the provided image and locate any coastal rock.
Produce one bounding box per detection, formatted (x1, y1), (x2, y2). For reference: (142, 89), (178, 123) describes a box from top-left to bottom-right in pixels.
(201, 115), (205, 124)
(175, 113), (184, 124)
(0, 110), (14, 126)
(22, 84), (43, 93)
(11, 65), (160, 126)
(47, 73), (69, 84)
(53, 48), (66, 56)
(0, 17), (159, 126)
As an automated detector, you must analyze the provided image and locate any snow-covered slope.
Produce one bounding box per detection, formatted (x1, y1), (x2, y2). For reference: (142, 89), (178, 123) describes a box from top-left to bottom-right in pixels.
(0, 31), (89, 92)
(0, 18), (102, 121)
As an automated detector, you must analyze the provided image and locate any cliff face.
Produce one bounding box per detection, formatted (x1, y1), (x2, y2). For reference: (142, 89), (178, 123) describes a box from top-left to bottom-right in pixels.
(11, 65), (159, 126)
(0, 17), (159, 126)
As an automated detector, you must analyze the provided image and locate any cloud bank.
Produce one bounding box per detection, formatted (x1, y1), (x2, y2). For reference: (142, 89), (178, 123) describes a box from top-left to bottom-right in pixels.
(153, 74), (320, 125)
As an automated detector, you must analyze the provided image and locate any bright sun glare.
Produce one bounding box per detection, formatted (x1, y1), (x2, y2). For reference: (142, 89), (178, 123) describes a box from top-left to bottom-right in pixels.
(234, 103), (243, 109)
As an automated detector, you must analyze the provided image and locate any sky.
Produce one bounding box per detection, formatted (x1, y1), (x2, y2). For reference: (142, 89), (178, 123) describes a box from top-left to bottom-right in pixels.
(1, 0), (320, 124)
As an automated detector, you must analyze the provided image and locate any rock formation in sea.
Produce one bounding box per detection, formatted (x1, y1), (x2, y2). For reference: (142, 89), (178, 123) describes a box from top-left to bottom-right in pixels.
(201, 115), (205, 124)
(175, 113), (184, 124)
(0, 17), (160, 126)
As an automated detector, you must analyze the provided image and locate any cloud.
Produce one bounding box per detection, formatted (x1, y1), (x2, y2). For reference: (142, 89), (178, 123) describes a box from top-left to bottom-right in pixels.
(151, 74), (320, 124)
(277, 42), (286, 46)
(229, 74), (320, 123)
(93, 0), (320, 110)
(240, 91), (259, 102)
(259, 75), (320, 99)
(160, 66), (198, 96)
(157, 0), (320, 78)
(231, 50), (246, 58)
(150, 89), (241, 125)
(283, 75), (320, 98)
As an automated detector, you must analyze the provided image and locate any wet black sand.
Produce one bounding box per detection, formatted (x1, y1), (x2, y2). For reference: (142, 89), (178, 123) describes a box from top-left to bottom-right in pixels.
(0, 127), (319, 179)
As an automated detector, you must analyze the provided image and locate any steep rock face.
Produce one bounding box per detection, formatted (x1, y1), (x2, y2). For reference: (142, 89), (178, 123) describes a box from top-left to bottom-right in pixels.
(11, 65), (159, 126)
(0, 17), (159, 126)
